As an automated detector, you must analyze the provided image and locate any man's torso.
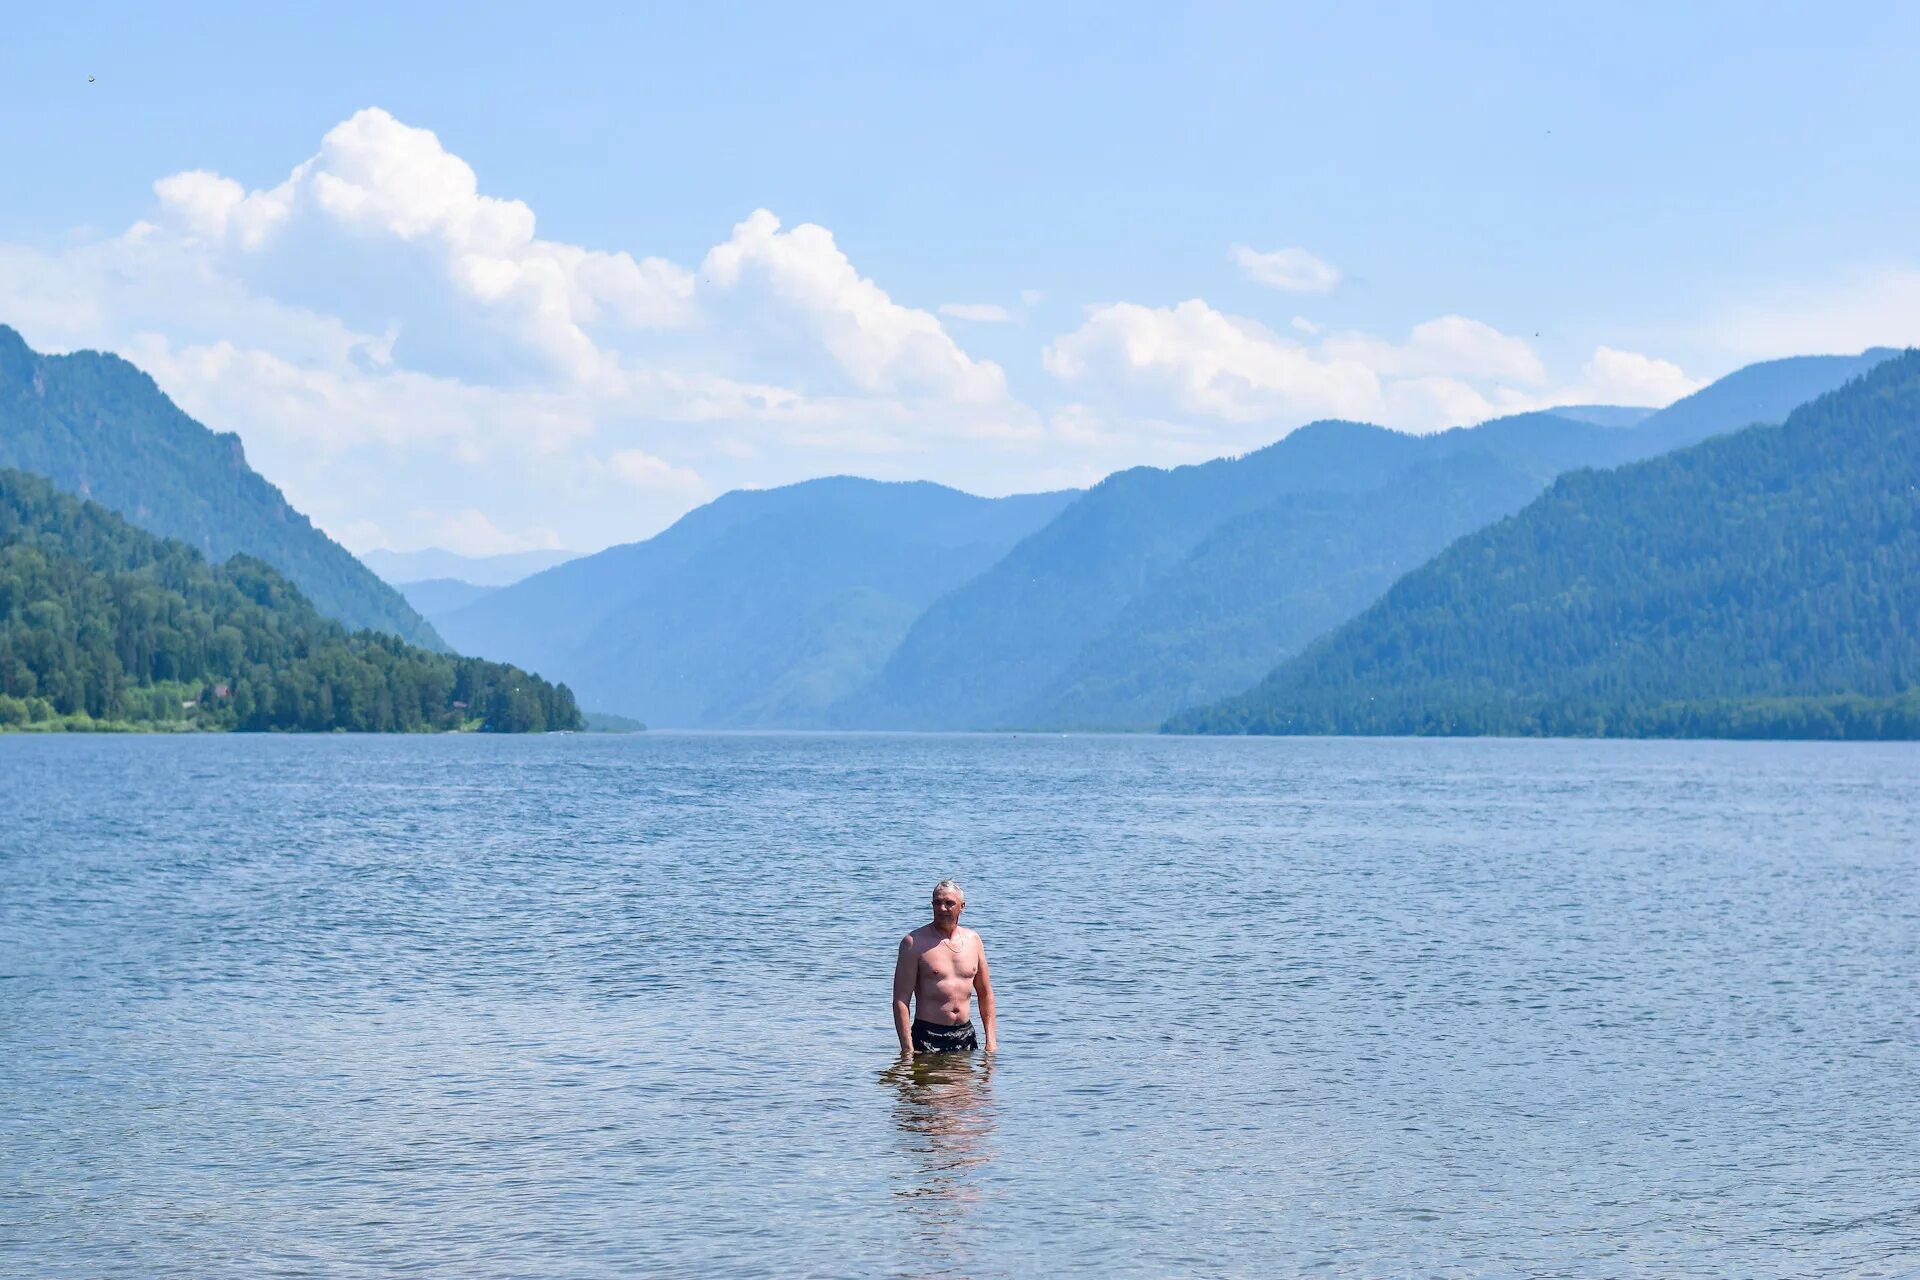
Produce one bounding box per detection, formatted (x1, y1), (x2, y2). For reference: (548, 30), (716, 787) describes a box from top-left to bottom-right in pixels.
(907, 924), (980, 1026)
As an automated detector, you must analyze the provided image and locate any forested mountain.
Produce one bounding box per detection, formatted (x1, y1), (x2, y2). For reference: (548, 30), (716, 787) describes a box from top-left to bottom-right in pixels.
(837, 349), (1896, 730)
(831, 416), (1630, 730)
(0, 326), (442, 648)
(0, 469), (579, 732)
(363, 546), (581, 588)
(1168, 351), (1920, 739)
(835, 421), (1438, 728)
(1020, 450), (1546, 728)
(432, 477), (1078, 727)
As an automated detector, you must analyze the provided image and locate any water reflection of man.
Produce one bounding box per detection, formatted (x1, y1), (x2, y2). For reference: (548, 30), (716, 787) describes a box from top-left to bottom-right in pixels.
(881, 1049), (998, 1235)
(892, 879), (998, 1056)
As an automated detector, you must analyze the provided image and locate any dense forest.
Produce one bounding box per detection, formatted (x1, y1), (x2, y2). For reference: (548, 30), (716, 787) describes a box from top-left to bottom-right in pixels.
(0, 325), (442, 648)
(1168, 351), (1920, 739)
(0, 468), (579, 732)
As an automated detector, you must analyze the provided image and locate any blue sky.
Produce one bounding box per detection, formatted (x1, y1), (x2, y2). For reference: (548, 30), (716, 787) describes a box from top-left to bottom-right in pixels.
(4, 3), (1918, 554)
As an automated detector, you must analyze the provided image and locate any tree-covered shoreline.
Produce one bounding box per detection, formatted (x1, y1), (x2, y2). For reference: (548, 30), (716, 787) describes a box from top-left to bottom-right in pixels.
(1164, 691), (1920, 741)
(0, 469), (580, 734)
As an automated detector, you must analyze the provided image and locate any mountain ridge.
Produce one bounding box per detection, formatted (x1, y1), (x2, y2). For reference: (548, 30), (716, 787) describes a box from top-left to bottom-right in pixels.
(834, 348), (1899, 730)
(364, 546), (582, 588)
(1167, 349), (1920, 738)
(0, 325), (443, 649)
(433, 476), (1081, 726)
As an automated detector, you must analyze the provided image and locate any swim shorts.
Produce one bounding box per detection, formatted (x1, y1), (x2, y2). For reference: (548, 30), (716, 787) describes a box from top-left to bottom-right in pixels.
(911, 1018), (979, 1053)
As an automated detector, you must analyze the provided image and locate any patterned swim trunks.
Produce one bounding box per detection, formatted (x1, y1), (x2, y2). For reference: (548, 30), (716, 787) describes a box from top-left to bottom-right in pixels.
(911, 1018), (979, 1052)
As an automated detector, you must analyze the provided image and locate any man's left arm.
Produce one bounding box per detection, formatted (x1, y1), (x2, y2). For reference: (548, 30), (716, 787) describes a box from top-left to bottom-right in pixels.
(973, 937), (997, 1052)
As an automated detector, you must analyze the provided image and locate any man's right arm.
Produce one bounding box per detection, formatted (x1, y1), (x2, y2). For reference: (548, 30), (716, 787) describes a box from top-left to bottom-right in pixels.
(891, 934), (916, 1056)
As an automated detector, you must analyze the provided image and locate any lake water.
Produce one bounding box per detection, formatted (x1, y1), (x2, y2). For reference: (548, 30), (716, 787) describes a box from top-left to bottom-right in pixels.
(2, 733), (1917, 1277)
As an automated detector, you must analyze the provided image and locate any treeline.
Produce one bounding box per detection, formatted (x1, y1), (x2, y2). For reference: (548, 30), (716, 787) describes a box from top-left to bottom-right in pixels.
(1180, 691), (1920, 741)
(0, 468), (579, 732)
(1169, 351), (1920, 739)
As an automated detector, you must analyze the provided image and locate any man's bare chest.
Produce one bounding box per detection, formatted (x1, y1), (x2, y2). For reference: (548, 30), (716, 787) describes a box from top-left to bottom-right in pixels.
(917, 933), (978, 982)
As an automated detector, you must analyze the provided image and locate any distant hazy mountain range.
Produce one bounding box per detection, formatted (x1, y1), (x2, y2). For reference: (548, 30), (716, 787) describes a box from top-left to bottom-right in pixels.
(365, 547), (586, 633)
(0, 326), (442, 649)
(1170, 350), (1920, 738)
(2, 318), (1904, 737)
(1545, 404), (1655, 428)
(362, 547), (582, 588)
(432, 478), (1078, 727)
(433, 348), (1895, 730)
(392, 577), (503, 621)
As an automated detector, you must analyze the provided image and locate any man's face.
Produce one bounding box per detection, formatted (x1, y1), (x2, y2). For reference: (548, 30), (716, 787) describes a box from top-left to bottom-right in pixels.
(932, 890), (964, 928)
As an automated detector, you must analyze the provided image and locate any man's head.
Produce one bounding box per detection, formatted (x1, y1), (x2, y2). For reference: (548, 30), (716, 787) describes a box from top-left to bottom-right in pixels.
(931, 879), (965, 929)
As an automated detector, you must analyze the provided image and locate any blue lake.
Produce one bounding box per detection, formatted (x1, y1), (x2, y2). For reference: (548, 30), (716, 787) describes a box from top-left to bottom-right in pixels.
(3, 733), (1917, 1276)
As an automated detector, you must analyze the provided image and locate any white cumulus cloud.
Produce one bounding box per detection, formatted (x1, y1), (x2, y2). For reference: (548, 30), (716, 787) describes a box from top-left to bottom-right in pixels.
(152, 170), (291, 250)
(1322, 314), (1548, 386)
(702, 209), (1008, 403)
(1043, 299), (1696, 435)
(151, 108), (696, 381)
(1573, 345), (1704, 405)
(0, 107), (1041, 552)
(1045, 299), (1386, 425)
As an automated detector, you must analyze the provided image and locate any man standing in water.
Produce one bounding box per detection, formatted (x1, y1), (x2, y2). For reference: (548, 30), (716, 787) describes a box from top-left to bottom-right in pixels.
(893, 879), (997, 1055)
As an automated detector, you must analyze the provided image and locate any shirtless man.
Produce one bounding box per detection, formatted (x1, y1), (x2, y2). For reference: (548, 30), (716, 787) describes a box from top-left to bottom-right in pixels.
(892, 879), (997, 1055)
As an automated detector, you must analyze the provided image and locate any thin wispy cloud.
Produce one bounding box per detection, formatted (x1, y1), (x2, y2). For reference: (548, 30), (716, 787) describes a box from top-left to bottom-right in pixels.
(1230, 244), (1342, 295)
(939, 303), (1016, 323)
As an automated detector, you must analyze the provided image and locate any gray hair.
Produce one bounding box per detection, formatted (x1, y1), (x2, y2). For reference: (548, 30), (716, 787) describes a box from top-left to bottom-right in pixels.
(932, 878), (966, 903)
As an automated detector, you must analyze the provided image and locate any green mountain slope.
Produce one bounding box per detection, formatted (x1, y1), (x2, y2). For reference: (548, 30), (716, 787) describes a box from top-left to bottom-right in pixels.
(1007, 412), (1665, 731)
(1168, 351), (1920, 738)
(0, 469), (578, 732)
(0, 326), (442, 648)
(840, 412), (1651, 730)
(1021, 450), (1547, 728)
(432, 477), (1079, 727)
(836, 421), (1437, 728)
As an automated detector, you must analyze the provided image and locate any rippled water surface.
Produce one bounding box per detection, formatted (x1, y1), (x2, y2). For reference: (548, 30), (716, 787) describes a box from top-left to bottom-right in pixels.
(3, 733), (1918, 1277)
